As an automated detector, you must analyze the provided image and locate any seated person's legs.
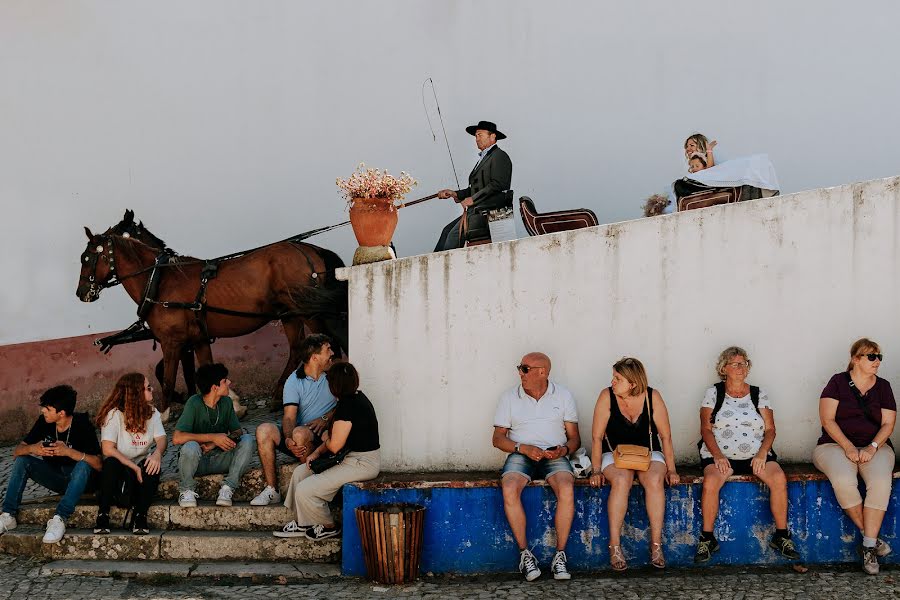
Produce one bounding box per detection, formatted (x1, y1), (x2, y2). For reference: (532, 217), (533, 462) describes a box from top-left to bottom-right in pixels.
(500, 453), (534, 551)
(177, 441), (203, 504)
(56, 460), (95, 522)
(1, 456), (68, 526)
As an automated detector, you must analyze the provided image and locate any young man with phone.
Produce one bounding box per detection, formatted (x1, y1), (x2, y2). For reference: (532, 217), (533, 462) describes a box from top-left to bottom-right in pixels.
(0, 385), (101, 543)
(172, 363), (254, 507)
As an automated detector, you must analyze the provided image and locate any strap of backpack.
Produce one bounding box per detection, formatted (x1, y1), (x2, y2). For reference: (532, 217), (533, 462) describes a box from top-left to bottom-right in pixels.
(710, 382), (727, 424)
(646, 387), (655, 453)
(750, 385), (760, 413)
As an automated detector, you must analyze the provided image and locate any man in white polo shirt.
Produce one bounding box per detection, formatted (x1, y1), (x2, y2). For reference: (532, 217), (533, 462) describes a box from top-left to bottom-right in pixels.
(252, 334), (336, 507)
(492, 352), (580, 582)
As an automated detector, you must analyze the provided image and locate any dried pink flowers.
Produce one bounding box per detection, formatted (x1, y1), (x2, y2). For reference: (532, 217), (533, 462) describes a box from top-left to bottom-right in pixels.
(336, 163), (417, 207)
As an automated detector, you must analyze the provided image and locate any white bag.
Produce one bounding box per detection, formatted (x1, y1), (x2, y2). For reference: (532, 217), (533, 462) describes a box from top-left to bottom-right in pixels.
(570, 447), (592, 478)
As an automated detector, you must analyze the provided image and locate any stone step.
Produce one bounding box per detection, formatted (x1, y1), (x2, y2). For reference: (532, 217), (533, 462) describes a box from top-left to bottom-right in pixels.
(39, 559), (340, 581)
(0, 526), (341, 562)
(16, 500), (294, 531)
(156, 463), (300, 502)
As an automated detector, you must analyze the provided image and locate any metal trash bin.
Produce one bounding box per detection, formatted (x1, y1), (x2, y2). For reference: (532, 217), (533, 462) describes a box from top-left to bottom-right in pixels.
(355, 503), (425, 584)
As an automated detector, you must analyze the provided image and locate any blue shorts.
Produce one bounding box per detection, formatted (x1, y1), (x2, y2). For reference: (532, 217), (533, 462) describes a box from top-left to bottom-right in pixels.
(501, 452), (574, 482)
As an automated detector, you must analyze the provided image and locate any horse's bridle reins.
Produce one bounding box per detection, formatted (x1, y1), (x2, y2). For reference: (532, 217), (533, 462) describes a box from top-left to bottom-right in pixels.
(80, 233), (165, 300)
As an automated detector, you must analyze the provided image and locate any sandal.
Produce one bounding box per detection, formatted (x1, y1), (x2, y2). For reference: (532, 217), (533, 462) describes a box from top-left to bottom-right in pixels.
(650, 542), (666, 569)
(609, 544), (627, 571)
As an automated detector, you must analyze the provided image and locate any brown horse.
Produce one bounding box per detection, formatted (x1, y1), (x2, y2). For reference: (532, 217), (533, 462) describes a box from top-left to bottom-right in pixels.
(77, 223), (348, 413)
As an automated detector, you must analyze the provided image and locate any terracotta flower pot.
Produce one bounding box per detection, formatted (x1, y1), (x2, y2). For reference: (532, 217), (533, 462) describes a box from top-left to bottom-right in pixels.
(349, 197), (398, 247)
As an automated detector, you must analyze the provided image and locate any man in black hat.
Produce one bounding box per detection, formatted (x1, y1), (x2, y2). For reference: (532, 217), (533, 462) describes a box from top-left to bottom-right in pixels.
(434, 120), (513, 251)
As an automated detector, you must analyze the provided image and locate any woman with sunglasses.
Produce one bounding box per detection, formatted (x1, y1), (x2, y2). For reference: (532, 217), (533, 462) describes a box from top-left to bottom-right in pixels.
(813, 338), (896, 575)
(93, 373), (166, 535)
(694, 346), (798, 564)
(589, 357), (678, 571)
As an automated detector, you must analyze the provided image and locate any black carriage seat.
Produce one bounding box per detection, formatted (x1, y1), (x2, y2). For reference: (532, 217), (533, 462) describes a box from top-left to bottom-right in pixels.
(518, 196), (599, 237)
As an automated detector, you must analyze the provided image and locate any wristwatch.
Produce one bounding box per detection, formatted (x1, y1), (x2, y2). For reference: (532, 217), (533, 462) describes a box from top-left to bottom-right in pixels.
(514, 442), (521, 454)
(871, 441), (879, 450)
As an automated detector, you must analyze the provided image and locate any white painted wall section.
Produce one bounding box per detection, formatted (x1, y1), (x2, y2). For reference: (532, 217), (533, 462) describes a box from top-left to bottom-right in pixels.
(347, 177), (900, 468)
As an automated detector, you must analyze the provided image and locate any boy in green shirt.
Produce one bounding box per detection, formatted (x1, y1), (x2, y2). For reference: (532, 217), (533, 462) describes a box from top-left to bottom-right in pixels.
(173, 363), (254, 507)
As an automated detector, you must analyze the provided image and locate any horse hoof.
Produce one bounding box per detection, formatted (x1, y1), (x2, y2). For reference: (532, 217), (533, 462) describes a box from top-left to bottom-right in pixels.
(159, 407), (171, 423)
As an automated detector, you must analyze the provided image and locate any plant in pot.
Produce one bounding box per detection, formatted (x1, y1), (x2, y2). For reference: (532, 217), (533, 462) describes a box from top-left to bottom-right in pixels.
(337, 163), (416, 251)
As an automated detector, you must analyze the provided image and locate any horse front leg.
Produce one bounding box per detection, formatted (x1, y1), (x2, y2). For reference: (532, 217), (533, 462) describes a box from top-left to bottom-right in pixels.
(271, 317), (306, 411)
(181, 346), (197, 396)
(159, 341), (183, 421)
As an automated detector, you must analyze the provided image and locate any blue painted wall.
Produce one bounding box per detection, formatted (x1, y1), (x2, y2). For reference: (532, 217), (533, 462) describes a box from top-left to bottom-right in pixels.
(342, 479), (900, 575)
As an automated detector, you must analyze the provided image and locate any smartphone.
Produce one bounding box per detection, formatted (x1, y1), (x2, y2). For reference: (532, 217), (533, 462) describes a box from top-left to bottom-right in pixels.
(228, 431), (243, 441)
(42, 437), (54, 448)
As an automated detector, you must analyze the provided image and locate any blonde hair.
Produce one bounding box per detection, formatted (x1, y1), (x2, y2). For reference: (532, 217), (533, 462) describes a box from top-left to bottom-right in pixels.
(847, 338), (881, 372)
(715, 346), (752, 381)
(684, 133), (709, 153)
(613, 357), (648, 397)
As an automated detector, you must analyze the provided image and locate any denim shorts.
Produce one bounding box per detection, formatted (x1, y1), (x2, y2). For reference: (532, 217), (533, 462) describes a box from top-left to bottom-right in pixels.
(501, 452), (574, 481)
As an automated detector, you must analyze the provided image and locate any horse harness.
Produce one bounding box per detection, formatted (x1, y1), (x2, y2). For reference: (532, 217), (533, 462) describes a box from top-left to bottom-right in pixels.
(85, 233), (335, 344)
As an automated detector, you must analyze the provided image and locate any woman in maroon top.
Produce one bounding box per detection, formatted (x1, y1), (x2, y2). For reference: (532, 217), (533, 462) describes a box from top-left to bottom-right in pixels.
(813, 338), (896, 575)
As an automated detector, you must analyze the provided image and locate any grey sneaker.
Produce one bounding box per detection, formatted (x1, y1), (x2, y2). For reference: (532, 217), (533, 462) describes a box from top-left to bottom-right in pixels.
(518, 548), (541, 582)
(862, 546), (879, 575)
(550, 550), (571, 580)
(0, 512), (16, 535)
(273, 521), (309, 538)
(875, 538), (892, 557)
(215, 484), (234, 507)
(251, 485), (281, 506)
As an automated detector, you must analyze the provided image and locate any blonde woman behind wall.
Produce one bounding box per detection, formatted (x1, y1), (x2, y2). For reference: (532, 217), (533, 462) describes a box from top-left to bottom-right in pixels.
(813, 338), (896, 575)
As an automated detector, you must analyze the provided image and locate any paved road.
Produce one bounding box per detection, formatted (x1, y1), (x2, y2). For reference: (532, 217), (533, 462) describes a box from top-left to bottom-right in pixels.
(2, 554), (900, 599)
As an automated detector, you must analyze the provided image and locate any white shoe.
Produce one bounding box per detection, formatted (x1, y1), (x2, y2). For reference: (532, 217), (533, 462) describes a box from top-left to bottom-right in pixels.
(216, 484), (234, 507)
(251, 486), (281, 506)
(0, 512), (16, 534)
(178, 490), (199, 508)
(518, 548), (541, 582)
(273, 521), (308, 538)
(42, 515), (66, 544)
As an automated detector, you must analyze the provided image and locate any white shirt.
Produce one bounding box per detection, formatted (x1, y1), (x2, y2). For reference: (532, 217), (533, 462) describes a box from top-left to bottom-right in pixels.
(699, 386), (771, 460)
(101, 408), (166, 461)
(493, 381), (578, 449)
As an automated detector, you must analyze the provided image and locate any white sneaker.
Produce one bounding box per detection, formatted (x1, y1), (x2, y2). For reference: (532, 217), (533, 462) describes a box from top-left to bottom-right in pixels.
(42, 515), (66, 544)
(518, 548), (541, 582)
(216, 484), (234, 507)
(251, 485), (281, 506)
(273, 521), (308, 538)
(0, 512), (16, 534)
(178, 490), (199, 508)
(550, 550), (571, 580)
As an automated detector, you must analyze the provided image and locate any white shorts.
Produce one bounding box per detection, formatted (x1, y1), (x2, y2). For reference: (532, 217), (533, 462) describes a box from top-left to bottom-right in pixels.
(601, 451), (666, 472)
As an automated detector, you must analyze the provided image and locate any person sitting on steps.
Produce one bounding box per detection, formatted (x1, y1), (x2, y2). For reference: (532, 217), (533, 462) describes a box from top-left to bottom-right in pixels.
(173, 363), (254, 508)
(252, 334), (336, 506)
(0, 385), (101, 544)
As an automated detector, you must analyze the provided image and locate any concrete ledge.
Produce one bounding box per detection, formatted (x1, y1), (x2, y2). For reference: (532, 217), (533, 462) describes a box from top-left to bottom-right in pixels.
(41, 559), (192, 578)
(39, 559), (341, 581)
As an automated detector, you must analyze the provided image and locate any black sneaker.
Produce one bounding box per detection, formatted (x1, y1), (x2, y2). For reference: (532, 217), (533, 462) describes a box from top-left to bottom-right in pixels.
(769, 533), (800, 559)
(305, 524), (341, 541)
(93, 513), (110, 535)
(694, 537), (719, 563)
(132, 514), (149, 535)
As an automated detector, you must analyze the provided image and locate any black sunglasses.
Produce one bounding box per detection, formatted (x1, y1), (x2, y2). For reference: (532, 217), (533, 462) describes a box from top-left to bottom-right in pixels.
(863, 353), (884, 362)
(517, 364), (543, 374)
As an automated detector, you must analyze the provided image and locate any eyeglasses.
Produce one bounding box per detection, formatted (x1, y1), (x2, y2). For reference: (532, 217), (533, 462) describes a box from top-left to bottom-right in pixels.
(726, 361), (750, 369)
(517, 364), (543, 374)
(862, 353), (884, 362)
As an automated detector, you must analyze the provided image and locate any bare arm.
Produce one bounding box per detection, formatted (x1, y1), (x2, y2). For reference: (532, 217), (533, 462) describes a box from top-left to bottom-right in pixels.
(706, 140), (717, 167)
(172, 429), (235, 451)
(492, 426), (543, 461)
(325, 420), (351, 454)
(589, 389), (611, 485)
(652, 390), (680, 484)
(700, 406), (732, 475)
(859, 408), (897, 464)
(306, 408), (335, 436)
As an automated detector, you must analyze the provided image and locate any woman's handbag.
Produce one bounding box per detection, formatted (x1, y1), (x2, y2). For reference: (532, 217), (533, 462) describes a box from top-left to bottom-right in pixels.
(608, 390), (655, 472)
(309, 446), (351, 474)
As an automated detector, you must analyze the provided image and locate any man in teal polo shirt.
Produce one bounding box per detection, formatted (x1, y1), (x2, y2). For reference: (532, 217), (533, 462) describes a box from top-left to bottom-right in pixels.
(252, 334), (336, 506)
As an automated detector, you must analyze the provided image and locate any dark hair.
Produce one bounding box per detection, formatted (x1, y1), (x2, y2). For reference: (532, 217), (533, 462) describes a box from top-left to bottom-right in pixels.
(39, 385), (77, 416)
(297, 334), (332, 369)
(196, 363), (229, 395)
(327, 362), (359, 398)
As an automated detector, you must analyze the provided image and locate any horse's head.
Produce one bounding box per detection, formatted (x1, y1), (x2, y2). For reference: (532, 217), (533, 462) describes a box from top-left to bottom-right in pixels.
(105, 209), (168, 251)
(76, 227), (118, 302)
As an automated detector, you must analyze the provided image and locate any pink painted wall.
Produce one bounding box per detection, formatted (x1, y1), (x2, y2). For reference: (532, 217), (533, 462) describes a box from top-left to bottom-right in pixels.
(0, 324), (289, 443)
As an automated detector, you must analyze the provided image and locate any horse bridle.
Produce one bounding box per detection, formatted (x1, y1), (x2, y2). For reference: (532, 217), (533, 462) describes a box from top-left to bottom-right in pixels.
(79, 233), (161, 300)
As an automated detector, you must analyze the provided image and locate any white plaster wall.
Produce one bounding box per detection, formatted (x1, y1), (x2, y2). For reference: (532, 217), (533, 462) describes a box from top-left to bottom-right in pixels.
(347, 177), (900, 467)
(3, 1), (900, 345)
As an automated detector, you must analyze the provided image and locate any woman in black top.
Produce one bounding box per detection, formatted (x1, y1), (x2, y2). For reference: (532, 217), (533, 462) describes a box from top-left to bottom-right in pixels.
(589, 357), (679, 571)
(278, 362), (381, 541)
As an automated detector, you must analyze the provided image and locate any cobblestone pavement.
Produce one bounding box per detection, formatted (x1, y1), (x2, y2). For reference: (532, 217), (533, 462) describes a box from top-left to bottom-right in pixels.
(1, 554), (900, 599)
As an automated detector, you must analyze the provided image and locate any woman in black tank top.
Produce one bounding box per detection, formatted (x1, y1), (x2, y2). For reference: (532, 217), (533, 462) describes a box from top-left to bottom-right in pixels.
(589, 357), (679, 571)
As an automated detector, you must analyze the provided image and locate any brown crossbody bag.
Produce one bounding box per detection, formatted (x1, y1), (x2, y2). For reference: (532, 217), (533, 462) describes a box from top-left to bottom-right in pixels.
(606, 389), (654, 472)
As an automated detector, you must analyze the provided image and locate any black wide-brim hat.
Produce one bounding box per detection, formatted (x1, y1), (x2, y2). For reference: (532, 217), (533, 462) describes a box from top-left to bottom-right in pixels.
(465, 120), (506, 140)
